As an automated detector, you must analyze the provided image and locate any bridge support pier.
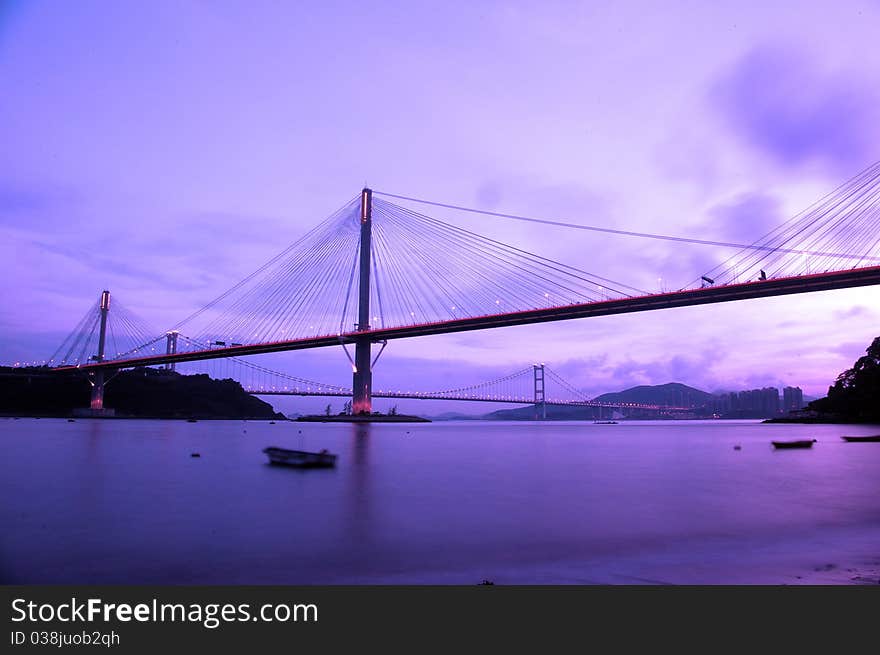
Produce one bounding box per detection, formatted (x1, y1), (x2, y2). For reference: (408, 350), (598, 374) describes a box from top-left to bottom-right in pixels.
(352, 336), (372, 415)
(90, 370), (105, 410)
(351, 188), (373, 415)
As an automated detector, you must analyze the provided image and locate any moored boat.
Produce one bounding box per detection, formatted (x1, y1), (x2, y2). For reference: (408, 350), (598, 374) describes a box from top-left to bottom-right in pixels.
(262, 446), (337, 468)
(840, 434), (880, 443)
(771, 439), (816, 449)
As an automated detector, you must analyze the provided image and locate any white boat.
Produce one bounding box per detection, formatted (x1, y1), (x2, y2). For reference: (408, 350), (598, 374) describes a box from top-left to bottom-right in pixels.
(262, 446), (337, 468)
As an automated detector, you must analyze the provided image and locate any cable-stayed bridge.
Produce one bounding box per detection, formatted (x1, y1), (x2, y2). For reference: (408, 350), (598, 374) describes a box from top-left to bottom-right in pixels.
(30, 160), (880, 413)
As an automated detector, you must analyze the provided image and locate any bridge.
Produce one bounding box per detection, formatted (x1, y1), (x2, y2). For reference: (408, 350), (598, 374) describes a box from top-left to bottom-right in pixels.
(28, 160), (880, 414)
(157, 354), (692, 418)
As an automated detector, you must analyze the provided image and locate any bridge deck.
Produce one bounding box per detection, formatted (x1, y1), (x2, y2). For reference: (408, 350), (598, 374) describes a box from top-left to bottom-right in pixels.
(248, 389), (691, 410)
(58, 265), (880, 372)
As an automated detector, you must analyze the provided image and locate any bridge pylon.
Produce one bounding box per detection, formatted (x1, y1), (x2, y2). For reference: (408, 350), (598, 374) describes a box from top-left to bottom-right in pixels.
(88, 290), (113, 413)
(533, 364), (546, 420)
(352, 188), (373, 415)
(165, 331), (179, 370)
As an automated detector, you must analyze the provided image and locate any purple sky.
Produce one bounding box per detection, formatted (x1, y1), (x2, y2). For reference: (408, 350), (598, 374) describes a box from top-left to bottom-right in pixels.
(2, 1), (880, 415)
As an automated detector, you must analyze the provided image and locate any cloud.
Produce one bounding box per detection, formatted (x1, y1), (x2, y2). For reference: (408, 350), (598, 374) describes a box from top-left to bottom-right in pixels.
(829, 340), (870, 358)
(833, 305), (872, 320)
(541, 350), (725, 397)
(652, 126), (722, 194)
(460, 176), (662, 292)
(706, 191), (783, 244)
(710, 45), (880, 173)
(0, 181), (84, 229)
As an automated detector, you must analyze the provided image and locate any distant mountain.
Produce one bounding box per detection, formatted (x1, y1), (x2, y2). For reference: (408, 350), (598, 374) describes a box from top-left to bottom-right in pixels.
(483, 404), (606, 421)
(594, 382), (713, 407)
(481, 382), (714, 421)
(429, 411), (481, 421)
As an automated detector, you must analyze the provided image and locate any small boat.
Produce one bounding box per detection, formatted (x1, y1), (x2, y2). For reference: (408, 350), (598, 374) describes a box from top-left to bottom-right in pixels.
(263, 446), (337, 468)
(594, 420), (618, 425)
(840, 434), (880, 443)
(772, 439), (816, 449)
(186, 418), (198, 423)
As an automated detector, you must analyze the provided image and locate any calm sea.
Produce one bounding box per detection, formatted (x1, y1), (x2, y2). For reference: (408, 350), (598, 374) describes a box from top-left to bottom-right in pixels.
(2, 418), (879, 584)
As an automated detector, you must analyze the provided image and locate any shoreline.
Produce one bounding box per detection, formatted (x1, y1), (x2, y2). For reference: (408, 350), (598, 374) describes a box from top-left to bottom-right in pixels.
(763, 417), (880, 425)
(296, 414), (431, 423)
(1, 414), (287, 421)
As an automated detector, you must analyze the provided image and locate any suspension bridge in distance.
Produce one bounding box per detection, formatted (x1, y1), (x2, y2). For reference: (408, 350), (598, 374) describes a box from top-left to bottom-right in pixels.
(36, 160), (880, 415)
(183, 357), (693, 417)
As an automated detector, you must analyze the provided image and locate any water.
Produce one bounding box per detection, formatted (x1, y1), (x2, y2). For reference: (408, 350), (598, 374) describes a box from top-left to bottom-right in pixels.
(2, 418), (879, 584)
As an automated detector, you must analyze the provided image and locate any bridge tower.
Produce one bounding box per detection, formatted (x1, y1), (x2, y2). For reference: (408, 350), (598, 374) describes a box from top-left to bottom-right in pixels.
(533, 364), (546, 420)
(89, 290), (111, 410)
(352, 188), (373, 415)
(165, 331), (179, 370)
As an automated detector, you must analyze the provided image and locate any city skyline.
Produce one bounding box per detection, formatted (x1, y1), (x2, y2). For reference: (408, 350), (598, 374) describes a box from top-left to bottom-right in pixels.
(3, 1), (880, 414)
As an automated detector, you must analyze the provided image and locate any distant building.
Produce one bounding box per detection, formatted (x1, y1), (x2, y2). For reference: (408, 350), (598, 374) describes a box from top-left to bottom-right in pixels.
(712, 386), (780, 418)
(783, 386), (804, 412)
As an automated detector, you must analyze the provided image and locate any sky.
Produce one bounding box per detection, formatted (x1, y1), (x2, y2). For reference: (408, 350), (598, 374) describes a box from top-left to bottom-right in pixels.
(2, 0), (880, 415)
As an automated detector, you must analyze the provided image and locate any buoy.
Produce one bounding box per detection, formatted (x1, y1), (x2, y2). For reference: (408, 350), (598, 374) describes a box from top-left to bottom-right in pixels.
(191, 453), (201, 458)
(733, 445), (742, 450)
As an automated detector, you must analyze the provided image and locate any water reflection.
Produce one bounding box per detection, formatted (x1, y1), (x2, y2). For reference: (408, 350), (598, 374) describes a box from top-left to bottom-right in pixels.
(344, 423), (373, 555)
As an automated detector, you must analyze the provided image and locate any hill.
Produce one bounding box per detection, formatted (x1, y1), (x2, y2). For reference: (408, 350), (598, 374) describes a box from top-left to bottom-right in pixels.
(0, 366), (284, 419)
(804, 336), (880, 423)
(594, 382), (714, 407)
(429, 411), (481, 421)
(483, 404), (604, 421)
